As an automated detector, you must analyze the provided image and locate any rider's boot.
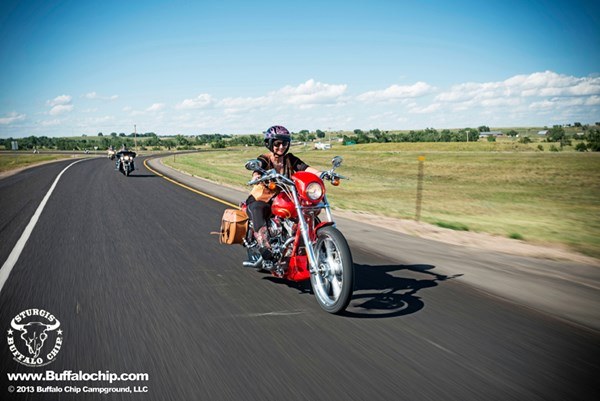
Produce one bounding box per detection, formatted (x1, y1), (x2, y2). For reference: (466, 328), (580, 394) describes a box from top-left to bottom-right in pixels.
(255, 226), (274, 261)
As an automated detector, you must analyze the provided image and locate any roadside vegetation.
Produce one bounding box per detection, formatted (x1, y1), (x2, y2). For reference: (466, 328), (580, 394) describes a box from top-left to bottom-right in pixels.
(2, 124), (599, 258)
(1, 123), (599, 152)
(163, 140), (600, 259)
(0, 154), (74, 173)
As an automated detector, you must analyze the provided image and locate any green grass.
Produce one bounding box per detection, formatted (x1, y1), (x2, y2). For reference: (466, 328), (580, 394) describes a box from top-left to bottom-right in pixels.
(435, 221), (470, 231)
(0, 154), (72, 173)
(164, 142), (600, 259)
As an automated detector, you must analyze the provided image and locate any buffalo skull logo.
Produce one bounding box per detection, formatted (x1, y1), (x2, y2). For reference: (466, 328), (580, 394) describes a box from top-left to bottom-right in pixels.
(11, 317), (60, 358)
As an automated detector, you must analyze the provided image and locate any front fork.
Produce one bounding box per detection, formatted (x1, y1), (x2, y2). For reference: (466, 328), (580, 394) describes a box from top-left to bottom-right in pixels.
(291, 191), (333, 275)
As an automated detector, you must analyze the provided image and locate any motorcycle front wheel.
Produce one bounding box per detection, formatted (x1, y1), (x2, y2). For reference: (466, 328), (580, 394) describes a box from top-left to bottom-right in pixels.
(310, 226), (354, 314)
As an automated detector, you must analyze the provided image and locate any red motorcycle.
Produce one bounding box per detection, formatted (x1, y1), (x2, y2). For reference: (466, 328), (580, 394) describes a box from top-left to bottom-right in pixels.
(219, 156), (354, 314)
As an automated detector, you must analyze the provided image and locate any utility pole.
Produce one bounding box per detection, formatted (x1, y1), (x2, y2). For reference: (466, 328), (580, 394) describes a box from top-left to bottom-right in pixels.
(134, 124), (137, 150)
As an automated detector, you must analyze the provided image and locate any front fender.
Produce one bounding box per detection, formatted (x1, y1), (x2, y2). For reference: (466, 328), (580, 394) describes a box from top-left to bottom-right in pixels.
(315, 221), (335, 233)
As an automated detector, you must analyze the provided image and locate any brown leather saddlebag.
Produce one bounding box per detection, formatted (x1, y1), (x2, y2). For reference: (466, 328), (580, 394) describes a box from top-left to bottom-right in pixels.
(219, 209), (249, 245)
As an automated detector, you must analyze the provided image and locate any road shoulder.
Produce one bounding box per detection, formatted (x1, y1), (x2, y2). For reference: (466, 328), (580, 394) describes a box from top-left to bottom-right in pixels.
(146, 155), (600, 331)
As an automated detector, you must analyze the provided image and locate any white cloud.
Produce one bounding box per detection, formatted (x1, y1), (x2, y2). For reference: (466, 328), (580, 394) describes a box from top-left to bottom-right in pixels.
(357, 82), (435, 103)
(146, 103), (165, 112)
(436, 71), (600, 103)
(176, 94), (213, 109)
(46, 94), (74, 116)
(49, 104), (74, 115)
(47, 95), (72, 106)
(10, 71), (597, 137)
(41, 119), (62, 126)
(217, 96), (271, 115)
(408, 103), (441, 114)
(0, 112), (26, 125)
(85, 91), (118, 101)
(273, 79), (347, 106)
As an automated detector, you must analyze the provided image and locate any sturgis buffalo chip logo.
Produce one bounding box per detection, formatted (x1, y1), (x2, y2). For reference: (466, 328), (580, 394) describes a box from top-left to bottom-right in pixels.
(7, 308), (63, 367)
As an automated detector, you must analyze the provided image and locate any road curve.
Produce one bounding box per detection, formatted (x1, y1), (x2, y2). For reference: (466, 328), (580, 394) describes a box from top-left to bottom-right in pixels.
(0, 157), (598, 401)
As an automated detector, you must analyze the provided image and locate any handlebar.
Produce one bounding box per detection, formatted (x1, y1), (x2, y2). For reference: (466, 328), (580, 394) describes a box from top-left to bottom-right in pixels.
(247, 169), (294, 186)
(247, 168), (348, 187)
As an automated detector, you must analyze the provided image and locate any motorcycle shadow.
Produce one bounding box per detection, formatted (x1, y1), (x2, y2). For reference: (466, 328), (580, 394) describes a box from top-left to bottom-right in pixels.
(122, 174), (158, 178)
(344, 263), (461, 319)
(264, 263), (461, 319)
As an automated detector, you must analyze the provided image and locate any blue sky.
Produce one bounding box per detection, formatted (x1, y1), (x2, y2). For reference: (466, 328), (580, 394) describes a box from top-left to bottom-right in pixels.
(0, 0), (598, 137)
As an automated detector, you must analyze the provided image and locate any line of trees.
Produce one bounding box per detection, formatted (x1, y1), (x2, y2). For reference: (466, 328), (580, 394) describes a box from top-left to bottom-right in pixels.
(3, 124), (599, 151)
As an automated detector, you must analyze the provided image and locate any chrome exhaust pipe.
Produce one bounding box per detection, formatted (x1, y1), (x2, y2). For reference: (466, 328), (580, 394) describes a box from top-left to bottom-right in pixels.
(243, 256), (263, 268)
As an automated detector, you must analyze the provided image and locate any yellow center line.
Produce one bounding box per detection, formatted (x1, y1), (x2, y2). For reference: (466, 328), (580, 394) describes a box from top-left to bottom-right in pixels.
(144, 158), (240, 209)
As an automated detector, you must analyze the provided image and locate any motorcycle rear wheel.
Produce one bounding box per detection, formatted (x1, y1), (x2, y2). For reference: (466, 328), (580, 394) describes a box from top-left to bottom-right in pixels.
(310, 226), (354, 314)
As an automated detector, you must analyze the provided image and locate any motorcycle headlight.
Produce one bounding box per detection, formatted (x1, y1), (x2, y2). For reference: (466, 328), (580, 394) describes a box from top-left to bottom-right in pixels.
(306, 182), (323, 201)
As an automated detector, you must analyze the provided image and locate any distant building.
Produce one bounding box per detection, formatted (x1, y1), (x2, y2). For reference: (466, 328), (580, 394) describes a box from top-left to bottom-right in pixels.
(314, 142), (331, 150)
(478, 131), (503, 138)
(537, 130), (549, 136)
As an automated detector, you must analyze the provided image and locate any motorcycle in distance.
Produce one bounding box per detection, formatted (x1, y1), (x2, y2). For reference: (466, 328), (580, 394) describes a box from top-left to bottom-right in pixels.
(220, 156), (354, 314)
(116, 150), (136, 176)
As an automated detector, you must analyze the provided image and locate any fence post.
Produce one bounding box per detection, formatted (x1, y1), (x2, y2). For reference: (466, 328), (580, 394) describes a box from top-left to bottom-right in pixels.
(416, 155), (425, 221)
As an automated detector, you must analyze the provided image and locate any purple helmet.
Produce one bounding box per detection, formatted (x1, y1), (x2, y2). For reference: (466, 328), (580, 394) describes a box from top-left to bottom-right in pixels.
(264, 125), (291, 153)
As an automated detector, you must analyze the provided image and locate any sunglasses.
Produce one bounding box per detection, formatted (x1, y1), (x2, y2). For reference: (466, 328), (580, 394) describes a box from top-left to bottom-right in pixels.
(273, 141), (287, 147)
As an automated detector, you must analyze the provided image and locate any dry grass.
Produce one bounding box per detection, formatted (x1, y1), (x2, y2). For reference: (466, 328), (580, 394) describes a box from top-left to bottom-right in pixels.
(0, 154), (71, 173)
(164, 142), (600, 258)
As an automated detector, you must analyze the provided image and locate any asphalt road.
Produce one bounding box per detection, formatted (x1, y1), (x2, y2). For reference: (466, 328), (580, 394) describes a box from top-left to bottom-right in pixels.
(0, 157), (598, 400)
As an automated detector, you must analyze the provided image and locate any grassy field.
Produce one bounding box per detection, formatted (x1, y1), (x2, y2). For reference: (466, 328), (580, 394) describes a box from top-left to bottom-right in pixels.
(163, 141), (600, 259)
(0, 154), (74, 173)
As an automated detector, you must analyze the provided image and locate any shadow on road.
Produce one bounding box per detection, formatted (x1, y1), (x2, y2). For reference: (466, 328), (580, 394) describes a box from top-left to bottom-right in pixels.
(343, 263), (461, 319)
(124, 174), (158, 178)
(265, 263), (461, 319)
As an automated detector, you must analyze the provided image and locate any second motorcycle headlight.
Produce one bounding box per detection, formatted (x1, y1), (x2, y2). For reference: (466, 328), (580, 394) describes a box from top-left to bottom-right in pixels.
(306, 182), (323, 201)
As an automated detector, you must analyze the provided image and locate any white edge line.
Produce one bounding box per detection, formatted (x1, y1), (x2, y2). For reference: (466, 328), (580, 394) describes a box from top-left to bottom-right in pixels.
(0, 159), (86, 293)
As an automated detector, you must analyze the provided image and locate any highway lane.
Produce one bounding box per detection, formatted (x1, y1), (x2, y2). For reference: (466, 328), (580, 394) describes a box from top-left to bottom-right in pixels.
(0, 157), (598, 400)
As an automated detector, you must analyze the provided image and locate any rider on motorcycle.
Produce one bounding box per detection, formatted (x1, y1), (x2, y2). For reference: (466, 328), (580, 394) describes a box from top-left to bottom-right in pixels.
(246, 125), (321, 262)
(115, 145), (136, 171)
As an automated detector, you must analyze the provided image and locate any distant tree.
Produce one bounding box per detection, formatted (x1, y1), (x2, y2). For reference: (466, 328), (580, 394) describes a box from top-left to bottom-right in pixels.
(548, 125), (565, 142)
(507, 130), (518, 137)
(146, 135), (160, 147)
(175, 135), (190, 146)
(111, 132), (117, 137)
(98, 132), (103, 136)
(519, 136), (532, 144)
(293, 132), (307, 142)
(162, 139), (175, 150)
(478, 125), (490, 132)
(316, 129), (325, 139)
(211, 140), (226, 149)
(574, 122), (582, 127)
(575, 143), (587, 152)
(586, 129), (600, 151)
(487, 135), (496, 142)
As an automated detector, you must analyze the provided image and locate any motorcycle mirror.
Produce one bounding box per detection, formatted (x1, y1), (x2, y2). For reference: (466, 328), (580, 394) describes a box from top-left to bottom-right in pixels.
(245, 159), (262, 171)
(331, 156), (343, 168)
